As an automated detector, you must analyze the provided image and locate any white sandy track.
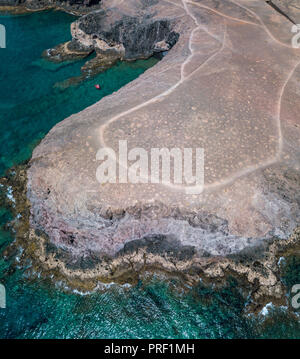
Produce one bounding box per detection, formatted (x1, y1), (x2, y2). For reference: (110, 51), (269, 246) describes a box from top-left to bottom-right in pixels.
(98, 0), (300, 194)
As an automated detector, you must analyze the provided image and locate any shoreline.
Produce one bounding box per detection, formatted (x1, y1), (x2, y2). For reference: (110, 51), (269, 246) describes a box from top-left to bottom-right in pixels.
(1, 164), (300, 314)
(27, 0), (300, 262)
(0, 3), (100, 16)
(0, 0), (300, 318)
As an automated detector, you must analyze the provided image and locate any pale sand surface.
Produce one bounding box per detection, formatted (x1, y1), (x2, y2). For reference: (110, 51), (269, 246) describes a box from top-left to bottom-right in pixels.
(27, 0), (300, 258)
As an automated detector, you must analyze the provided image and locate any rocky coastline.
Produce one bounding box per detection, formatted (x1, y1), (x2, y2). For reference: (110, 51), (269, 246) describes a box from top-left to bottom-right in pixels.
(1, 0), (181, 77)
(1, 0), (300, 314)
(2, 160), (300, 313)
(41, 0), (180, 77)
(0, 0), (102, 16)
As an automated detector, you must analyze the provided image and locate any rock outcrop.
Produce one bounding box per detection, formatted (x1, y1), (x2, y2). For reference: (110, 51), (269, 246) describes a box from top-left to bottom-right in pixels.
(42, 0), (180, 77)
(18, 0), (300, 295)
(73, 5), (179, 60)
(42, 40), (93, 63)
(0, 0), (102, 14)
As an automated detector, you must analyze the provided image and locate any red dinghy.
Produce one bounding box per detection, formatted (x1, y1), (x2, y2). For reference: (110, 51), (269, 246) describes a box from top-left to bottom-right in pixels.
(95, 84), (101, 90)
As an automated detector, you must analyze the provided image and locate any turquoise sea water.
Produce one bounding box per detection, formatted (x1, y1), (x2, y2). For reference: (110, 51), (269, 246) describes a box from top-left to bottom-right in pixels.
(0, 10), (299, 339)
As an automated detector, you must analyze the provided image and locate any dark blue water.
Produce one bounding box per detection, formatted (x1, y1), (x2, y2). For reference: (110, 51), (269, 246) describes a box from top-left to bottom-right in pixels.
(0, 10), (299, 339)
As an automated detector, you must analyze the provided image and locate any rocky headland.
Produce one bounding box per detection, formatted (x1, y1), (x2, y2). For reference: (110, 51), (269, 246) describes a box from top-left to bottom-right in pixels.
(42, 0), (181, 78)
(2, 0), (300, 311)
(0, 0), (102, 15)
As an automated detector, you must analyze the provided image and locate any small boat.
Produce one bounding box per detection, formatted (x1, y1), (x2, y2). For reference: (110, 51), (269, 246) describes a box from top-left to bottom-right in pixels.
(95, 84), (101, 90)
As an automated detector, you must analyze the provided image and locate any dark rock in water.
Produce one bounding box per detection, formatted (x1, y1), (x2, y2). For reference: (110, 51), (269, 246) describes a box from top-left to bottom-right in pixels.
(26, 0), (102, 10)
(33, 0), (179, 76)
(42, 40), (93, 62)
(67, 38), (93, 53)
(77, 10), (179, 60)
(40, 0), (179, 81)
(81, 54), (118, 76)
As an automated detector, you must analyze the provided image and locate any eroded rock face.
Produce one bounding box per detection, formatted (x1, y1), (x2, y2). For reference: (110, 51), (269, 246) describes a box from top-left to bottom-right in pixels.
(27, 0), (300, 280)
(0, 0), (102, 14)
(41, 0), (180, 74)
(67, 0), (180, 62)
(75, 9), (179, 59)
(42, 40), (93, 63)
(25, 0), (101, 10)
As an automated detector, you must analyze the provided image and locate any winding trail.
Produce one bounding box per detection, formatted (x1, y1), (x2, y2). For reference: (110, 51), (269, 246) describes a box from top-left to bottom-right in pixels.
(26, 0), (300, 261)
(97, 0), (300, 194)
(99, 0), (227, 193)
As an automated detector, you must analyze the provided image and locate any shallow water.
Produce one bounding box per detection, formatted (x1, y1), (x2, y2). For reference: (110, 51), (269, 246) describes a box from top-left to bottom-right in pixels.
(0, 10), (299, 339)
(0, 10), (159, 174)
